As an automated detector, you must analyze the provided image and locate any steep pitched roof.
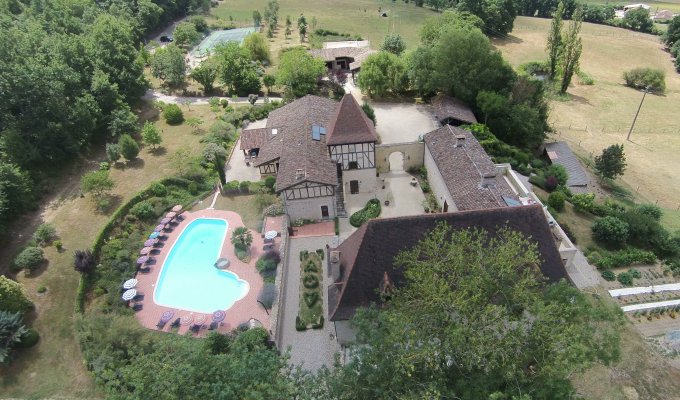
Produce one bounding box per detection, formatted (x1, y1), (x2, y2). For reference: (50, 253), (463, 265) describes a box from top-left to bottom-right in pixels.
(240, 128), (268, 150)
(424, 125), (518, 211)
(326, 95), (378, 145)
(329, 205), (569, 321)
(431, 93), (477, 125)
(544, 141), (589, 188)
(254, 95), (339, 191)
(309, 47), (376, 70)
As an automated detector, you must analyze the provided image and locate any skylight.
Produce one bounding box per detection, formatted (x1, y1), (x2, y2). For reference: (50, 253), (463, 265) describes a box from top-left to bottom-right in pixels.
(312, 125), (322, 141)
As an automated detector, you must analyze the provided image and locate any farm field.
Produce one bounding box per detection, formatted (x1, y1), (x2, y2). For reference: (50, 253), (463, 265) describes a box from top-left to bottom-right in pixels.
(494, 16), (680, 212)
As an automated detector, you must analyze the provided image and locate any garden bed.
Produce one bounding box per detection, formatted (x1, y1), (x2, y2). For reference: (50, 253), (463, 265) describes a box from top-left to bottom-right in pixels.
(296, 249), (324, 330)
(349, 198), (381, 227)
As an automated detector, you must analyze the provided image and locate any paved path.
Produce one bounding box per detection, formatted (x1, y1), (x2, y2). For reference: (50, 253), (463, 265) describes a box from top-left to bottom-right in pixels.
(224, 139), (261, 182)
(142, 89), (283, 106)
(565, 250), (601, 289)
(279, 236), (340, 372)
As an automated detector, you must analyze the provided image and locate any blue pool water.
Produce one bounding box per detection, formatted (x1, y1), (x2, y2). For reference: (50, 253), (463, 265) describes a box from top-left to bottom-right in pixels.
(154, 218), (249, 313)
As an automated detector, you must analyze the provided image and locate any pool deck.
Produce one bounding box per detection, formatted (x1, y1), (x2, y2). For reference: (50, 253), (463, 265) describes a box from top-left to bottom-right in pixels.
(133, 209), (271, 336)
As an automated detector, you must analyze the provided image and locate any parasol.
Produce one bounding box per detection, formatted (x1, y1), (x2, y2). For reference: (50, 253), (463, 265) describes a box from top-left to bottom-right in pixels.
(212, 310), (226, 322)
(139, 247), (152, 255)
(172, 204), (183, 212)
(121, 289), (137, 301)
(123, 278), (138, 289)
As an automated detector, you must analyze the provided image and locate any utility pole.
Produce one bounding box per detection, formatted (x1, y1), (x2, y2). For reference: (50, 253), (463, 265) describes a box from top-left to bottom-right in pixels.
(626, 86), (651, 142)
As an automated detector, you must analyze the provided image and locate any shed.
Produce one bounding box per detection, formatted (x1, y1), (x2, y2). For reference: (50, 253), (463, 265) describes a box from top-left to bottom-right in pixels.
(544, 141), (589, 192)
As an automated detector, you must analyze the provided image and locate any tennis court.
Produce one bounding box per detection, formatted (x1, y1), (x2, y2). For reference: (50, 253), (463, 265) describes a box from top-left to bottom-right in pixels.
(191, 27), (257, 57)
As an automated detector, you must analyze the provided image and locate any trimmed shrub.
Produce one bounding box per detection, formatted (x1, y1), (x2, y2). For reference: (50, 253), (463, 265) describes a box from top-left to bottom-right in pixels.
(547, 192), (566, 212)
(0, 276), (33, 314)
(617, 271), (634, 286)
(37, 285), (47, 293)
(16, 328), (40, 348)
(164, 104), (184, 125)
(263, 176), (276, 192)
(594, 248), (656, 269)
(592, 216), (629, 245)
(623, 67), (666, 93)
(239, 180), (250, 193)
(33, 223), (57, 246)
(256, 257), (277, 273)
(311, 315), (324, 330)
(295, 316), (306, 331)
(349, 198), (382, 227)
(601, 270), (616, 281)
(257, 283), (276, 309)
(262, 250), (281, 264)
(14, 247), (44, 272)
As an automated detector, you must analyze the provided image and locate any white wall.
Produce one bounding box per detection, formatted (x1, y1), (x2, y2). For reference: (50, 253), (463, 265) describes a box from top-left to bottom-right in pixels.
(342, 168), (377, 194)
(424, 145), (457, 212)
(284, 195), (337, 221)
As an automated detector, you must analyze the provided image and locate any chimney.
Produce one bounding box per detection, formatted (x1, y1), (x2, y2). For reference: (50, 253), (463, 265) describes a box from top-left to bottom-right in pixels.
(295, 168), (305, 180)
(455, 134), (466, 148)
(330, 251), (341, 281)
(481, 172), (496, 188)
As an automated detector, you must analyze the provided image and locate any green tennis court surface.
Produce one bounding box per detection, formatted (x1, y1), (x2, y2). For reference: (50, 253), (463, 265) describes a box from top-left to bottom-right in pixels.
(191, 27), (257, 57)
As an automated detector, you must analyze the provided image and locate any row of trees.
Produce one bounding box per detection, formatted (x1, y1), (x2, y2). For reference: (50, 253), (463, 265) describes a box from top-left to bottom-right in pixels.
(414, 0), (518, 36)
(545, 2), (584, 93)
(664, 15), (680, 72)
(357, 12), (549, 149)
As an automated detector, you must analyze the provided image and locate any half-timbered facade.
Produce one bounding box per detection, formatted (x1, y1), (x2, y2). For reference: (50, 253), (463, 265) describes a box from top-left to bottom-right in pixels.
(252, 94), (378, 220)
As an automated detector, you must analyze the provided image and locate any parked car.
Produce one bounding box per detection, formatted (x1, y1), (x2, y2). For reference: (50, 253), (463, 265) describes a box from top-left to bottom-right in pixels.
(160, 35), (173, 43)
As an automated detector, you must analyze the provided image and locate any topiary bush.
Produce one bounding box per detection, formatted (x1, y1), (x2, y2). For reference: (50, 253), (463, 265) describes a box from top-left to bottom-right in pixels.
(14, 247), (45, 272)
(349, 198), (382, 227)
(16, 328), (40, 348)
(592, 216), (629, 245)
(547, 191), (566, 212)
(164, 104), (184, 125)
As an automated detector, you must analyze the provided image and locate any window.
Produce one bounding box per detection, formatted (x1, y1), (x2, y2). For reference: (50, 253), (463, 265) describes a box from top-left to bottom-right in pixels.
(348, 161), (358, 170)
(312, 125), (324, 141)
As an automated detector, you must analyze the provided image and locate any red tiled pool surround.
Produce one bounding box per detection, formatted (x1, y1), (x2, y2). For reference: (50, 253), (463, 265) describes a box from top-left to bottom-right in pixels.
(133, 209), (271, 336)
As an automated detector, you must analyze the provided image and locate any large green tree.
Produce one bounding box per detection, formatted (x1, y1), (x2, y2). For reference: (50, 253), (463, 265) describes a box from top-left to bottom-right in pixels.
(190, 60), (218, 93)
(357, 51), (407, 97)
(173, 22), (201, 47)
(150, 44), (186, 87)
(276, 47), (326, 98)
(546, 1), (565, 80)
(213, 42), (261, 96)
(242, 32), (270, 63)
(559, 8), (583, 93)
(595, 144), (627, 180)
(311, 224), (622, 399)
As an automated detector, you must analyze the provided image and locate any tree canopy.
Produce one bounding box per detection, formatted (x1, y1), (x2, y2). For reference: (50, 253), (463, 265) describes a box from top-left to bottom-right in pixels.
(357, 52), (407, 97)
(595, 144), (627, 180)
(151, 44), (186, 87)
(310, 224), (623, 399)
(242, 32), (271, 64)
(276, 48), (326, 98)
(213, 42), (261, 96)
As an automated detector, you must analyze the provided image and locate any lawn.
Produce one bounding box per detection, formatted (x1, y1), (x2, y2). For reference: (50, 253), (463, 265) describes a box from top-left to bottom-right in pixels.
(493, 16), (680, 210)
(205, 193), (266, 231)
(0, 103), (213, 398)
(583, 0), (680, 13)
(297, 250), (324, 329)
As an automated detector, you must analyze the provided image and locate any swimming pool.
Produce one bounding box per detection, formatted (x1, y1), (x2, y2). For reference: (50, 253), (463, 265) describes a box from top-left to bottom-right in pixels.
(154, 218), (249, 313)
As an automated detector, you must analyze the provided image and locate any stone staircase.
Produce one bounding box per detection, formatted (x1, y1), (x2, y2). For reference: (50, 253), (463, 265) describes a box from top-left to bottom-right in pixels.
(335, 178), (347, 218)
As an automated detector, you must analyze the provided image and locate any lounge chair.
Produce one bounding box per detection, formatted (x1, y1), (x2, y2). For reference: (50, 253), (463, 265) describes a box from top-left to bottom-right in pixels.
(156, 319), (167, 329)
(170, 318), (180, 329)
(208, 321), (218, 330)
(263, 243), (274, 251)
(190, 324), (201, 333)
(138, 265), (151, 273)
(132, 303), (143, 312)
(133, 293), (145, 301)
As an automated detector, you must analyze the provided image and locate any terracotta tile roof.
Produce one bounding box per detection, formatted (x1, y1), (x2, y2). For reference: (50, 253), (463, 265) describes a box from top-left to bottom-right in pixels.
(239, 128), (268, 150)
(431, 93), (477, 125)
(424, 125), (519, 211)
(326, 95), (378, 145)
(329, 205), (569, 321)
(309, 47), (377, 70)
(254, 95), (340, 191)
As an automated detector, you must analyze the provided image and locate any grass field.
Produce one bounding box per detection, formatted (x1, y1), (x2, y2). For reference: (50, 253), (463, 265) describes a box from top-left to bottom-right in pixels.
(213, 0), (437, 50)
(584, 0), (680, 12)
(494, 17), (680, 213)
(0, 104), (214, 398)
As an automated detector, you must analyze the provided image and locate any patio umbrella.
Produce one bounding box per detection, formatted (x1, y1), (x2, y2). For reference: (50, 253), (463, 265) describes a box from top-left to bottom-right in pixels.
(212, 310), (226, 323)
(136, 256), (149, 265)
(123, 278), (138, 289)
(165, 211), (177, 218)
(264, 230), (277, 240)
(139, 247), (152, 255)
(143, 238), (158, 247)
(160, 310), (175, 323)
(194, 314), (207, 325)
(160, 217), (172, 224)
(180, 315), (193, 326)
(172, 204), (183, 212)
(154, 224), (165, 232)
(121, 289), (137, 301)
(149, 231), (160, 239)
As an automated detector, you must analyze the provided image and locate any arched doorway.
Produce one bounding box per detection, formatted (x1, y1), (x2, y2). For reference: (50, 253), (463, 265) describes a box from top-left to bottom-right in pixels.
(388, 152), (404, 172)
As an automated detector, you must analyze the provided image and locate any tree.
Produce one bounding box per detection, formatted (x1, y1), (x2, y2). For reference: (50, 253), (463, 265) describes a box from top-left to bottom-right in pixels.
(264, 0), (280, 28)
(0, 311), (28, 363)
(263, 74), (276, 94)
(203, 143), (228, 184)
(186, 117), (204, 134)
(476, 91), (507, 124)
(297, 14), (308, 42)
(313, 224), (622, 398)
(381, 33), (407, 55)
(108, 105), (138, 138)
(546, 1), (565, 80)
(361, 103), (377, 126)
(624, 7), (654, 33)
(595, 144), (627, 180)
(173, 22), (201, 47)
(457, 0), (517, 36)
(106, 143), (121, 163)
(357, 51), (407, 97)
(213, 42), (261, 96)
(252, 10), (262, 28)
(242, 33), (271, 63)
(276, 48), (326, 98)
(559, 8), (583, 94)
(141, 122), (162, 149)
(285, 15), (292, 39)
(118, 134), (140, 161)
(164, 104), (185, 125)
(73, 249), (96, 275)
(81, 170), (115, 200)
(664, 15), (680, 47)
(0, 276), (32, 314)
(405, 47), (438, 97)
(170, 147), (193, 176)
(190, 61), (218, 93)
(231, 226), (253, 250)
(150, 44), (186, 87)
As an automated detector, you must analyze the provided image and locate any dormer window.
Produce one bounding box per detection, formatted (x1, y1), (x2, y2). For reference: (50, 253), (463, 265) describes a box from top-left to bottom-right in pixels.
(312, 125), (325, 141)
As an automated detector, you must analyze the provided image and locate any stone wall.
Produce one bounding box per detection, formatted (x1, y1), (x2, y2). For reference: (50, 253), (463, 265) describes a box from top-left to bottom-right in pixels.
(375, 142), (424, 173)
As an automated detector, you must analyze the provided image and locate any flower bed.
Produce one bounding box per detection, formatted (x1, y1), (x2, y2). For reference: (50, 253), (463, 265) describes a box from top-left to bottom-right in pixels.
(349, 198), (381, 227)
(296, 250), (324, 330)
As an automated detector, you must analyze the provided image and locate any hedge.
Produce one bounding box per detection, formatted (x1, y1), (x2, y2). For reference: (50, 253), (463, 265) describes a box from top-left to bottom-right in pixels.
(349, 198), (382, 227)
(594, 248), (657, 269)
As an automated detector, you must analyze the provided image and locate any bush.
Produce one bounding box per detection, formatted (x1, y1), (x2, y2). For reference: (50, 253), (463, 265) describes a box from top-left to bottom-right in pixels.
(629, 268), (642, 279)
(224, 180), (240, 194)
(74, 249), (96, 275)
(16, 328), (40, 348)
(311, 315), (324, 330)
(149, 182), (167, 197)
(571, 193), (596, 213)
(256, 257), (277, 273)
(635, 204), (662, 221)
(263, 176), (276, 192)
(617, 271), (634, 286)
(118, 134), (140, 161)
(544, 175), (559, 192)
(528, 174), (546, 190)
(601, 270), (616, 281)
(239, 180), (250, 193)
(37, 285), (47, 293)
(349, 198), (382, 227)
(0, 276), (33, 314)
(129, 201), (155, 220)
(164, 104), (184, 125)
(547, 192), (566, 212)
(14, 247), (44, 272)
(545, 164), (569, 186)
(594, 248), (656, 269)
(623, 67), (666, 93)
(33, 223), (57, 246)
(0, 311), (28, 362)
(592, 216), (629, 245)
(257, 283), (276, 309)
(262, 250), (281, 264)
(295, 316), (306, 331)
